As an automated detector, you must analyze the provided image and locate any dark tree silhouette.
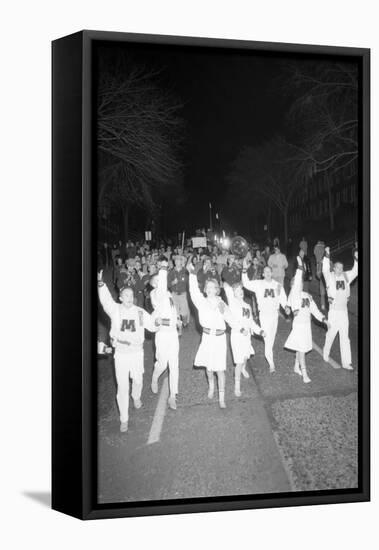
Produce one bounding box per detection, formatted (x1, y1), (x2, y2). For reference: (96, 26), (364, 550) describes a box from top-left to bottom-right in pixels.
(97, 58), (184, 240)
(282, 61), (358, 231)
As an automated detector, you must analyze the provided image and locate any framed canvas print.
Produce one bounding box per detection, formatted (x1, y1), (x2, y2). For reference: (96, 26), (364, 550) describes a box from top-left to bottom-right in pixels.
(52, 31), (370, 520)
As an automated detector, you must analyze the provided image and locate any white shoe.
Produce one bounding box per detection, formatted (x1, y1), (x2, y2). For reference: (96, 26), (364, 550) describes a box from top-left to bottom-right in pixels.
(168, 396), (177, 410)
(294, 363), (302, 376)
(133, 398), (142, 409)
(151, 377), (158, 394)
(234, 387), (241, 397)
(269, 364), (276, 374)
(342, 364), (354, 371)
(219, 391), (226, 408)
(120, 421), (128, 433)
(241, 368), (250, 379)
(303, 374), (311, 384)
(323, 352), (329, 363)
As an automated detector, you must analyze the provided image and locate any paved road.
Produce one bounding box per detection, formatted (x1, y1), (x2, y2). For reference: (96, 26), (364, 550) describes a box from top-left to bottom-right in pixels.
(97, 285), (358, 502)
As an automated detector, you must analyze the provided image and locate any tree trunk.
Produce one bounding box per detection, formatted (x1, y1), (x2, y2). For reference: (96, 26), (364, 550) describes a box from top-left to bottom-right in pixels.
(326, 173), (335, 232)
(122, 204), (129, 242)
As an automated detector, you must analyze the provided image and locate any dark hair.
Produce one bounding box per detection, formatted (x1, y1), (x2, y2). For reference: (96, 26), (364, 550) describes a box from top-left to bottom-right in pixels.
(119, 285), (134, 296)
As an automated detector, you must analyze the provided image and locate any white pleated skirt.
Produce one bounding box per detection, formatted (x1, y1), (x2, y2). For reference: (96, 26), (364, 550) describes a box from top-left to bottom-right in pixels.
(194, 332), (227, 372)
(284, 319), (313, 353)
(230, 331), (255, 364)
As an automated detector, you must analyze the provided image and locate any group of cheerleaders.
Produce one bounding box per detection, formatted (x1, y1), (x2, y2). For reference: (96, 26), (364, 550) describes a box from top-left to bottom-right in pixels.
(98, 244), (358, 433)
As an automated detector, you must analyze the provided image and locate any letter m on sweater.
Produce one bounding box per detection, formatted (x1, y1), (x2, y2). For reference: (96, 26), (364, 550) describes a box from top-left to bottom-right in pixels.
(121, 319), (136, 332)
(264, 289), (275, 298)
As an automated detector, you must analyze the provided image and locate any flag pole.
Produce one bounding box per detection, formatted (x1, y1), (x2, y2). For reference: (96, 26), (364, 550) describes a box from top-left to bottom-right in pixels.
(181, 231), (185, 254)
(209, 202), (213, 231)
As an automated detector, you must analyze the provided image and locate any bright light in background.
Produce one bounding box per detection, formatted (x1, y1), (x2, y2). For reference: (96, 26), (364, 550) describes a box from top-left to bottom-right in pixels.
(221, 237), (230, 249)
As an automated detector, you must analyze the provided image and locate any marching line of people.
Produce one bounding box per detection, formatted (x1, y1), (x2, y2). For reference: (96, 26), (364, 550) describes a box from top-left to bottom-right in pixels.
(98, 246), (358, 433)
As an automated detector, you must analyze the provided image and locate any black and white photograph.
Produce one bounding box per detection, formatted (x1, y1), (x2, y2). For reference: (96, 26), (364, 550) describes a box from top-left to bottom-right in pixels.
(95, 39), (364, 505)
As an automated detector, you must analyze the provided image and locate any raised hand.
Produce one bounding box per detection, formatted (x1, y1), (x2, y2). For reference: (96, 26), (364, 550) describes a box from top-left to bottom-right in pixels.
(285, 306), (291, 316)
(242, 257), (249, 270)
(186, 258), (195, 273)
(325, 246), (330, 256)
(354, 249), (358, 261)
(98, 269), (103, 282)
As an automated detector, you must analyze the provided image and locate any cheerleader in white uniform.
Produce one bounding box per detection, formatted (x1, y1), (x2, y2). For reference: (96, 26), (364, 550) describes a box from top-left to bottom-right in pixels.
(97, 270), (156, 432)
(242, 259), (288, 373)
(322, 247), (358, 370)
(150, 260), (181, 410)
(187, 259), (238, 408)
(224, 282), (266, 396)
(285, 257), (330, 383)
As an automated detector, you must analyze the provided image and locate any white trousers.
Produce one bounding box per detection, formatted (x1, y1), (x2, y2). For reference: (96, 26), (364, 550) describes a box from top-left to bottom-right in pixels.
(114, 351), (143, 423)
(323, 309), (351, 367)
(259, 312), (279, 366)
(153, 331), (179, 396)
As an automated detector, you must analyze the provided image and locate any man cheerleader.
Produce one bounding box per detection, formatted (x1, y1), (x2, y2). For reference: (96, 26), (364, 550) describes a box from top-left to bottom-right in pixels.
(242, 258), (288, 373)
(285, 257), (330, 383)
(150, 259), (181, 410)
(187, 258), (238, 408)
(97, 270), (157, 432)
(224, 282), (265, 396)
(322, 246), (358, 370)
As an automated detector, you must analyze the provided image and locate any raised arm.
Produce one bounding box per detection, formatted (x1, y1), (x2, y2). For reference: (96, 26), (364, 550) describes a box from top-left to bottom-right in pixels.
(187, 259), (205, 310)
(97, 270), (117, 318)
(223, 282), (235, 307)
(286, 259), (303, 313)
(157, 263), (169, 296)
(241, 258), (258, 292)
(322, 247), (332, 286)
(345, 250), (358, 284)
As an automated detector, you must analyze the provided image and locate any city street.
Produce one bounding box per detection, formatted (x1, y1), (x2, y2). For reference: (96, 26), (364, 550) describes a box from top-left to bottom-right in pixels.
(97, 284), (358, 503)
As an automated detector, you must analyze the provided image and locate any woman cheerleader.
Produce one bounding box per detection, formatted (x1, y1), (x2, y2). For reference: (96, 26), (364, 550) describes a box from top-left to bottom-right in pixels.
(187, 258), (238, 408)
(224, 282), (265, 397)
(284, 257), (330, 383)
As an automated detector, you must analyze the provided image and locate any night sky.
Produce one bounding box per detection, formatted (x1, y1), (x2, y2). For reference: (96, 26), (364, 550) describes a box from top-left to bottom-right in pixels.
(97, 42), (296, 236)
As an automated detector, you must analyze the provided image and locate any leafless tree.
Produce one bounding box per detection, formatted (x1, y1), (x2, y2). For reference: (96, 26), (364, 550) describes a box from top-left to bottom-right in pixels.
(97, 58), (184, 240)
(274, 60), (358, 232)
(291, 63), (357, 165)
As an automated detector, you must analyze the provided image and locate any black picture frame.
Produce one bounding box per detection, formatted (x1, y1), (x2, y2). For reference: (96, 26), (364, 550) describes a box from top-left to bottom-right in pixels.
(52, 30), (370, 520)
